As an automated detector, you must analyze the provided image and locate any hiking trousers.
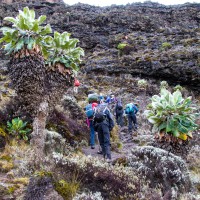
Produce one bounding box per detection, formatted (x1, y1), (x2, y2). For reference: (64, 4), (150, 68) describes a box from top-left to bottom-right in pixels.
(127, 113), (137, 132)
(97, 121), (111, 159)
(116, 113), (123, 127)
(89, 120), (95, 147)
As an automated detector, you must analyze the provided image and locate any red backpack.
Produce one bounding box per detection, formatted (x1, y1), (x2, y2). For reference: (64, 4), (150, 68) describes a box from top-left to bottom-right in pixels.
(74, 79), (80, 87)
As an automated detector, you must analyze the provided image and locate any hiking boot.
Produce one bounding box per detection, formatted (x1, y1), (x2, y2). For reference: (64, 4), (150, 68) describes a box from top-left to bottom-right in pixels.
(97, 150), (103, 154)
(106, 158), (112, 163)
(91, 146), (95, 149)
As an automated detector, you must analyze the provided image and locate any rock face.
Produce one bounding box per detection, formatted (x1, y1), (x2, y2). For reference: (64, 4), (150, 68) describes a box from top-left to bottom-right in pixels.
(0, 1), (199, 92)
(0, 0), (62, 3)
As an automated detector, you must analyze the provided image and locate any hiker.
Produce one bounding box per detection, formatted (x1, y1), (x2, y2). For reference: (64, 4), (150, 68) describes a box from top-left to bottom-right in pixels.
(125, 103), (138, 134)
(93, 102), (114, 162)
(85, 102), (98, 149)
(110, 94), (116, 104)
(110, 94), (117, 113)
(115, 98), (124, 127)
(105, 95), (111, 104)
(99, 93), (105, 104)
(74, 79), (80, 93)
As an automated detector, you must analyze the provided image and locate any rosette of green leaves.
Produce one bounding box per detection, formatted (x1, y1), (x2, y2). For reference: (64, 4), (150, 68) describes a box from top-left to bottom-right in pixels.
(7, 117), (31, 141)
(0, 7), (51, 55)
(144, 88), (198, 139)
(43, 31), (84, 72)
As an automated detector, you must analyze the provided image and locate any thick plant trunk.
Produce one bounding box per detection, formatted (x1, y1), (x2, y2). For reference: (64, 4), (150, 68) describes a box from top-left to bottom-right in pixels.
(30, 101), (49, 166)
(9, 55), (46, 117)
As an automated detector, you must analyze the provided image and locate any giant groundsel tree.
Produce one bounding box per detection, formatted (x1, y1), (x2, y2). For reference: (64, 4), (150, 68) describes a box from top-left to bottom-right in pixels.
(0, 7), (84, 165)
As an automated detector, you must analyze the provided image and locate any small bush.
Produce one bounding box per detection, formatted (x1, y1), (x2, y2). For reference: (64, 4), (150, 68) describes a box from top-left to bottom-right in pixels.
(144, 88), (198, 143)
(7, 118), (31, 141)
(174, 84), (183, 92)
(160, 80), (169, 89)
(161, 42), (172, 50)
(55, 179), (79, 200)
(117, 43), (127, 50)
(137, 79), (148, 89)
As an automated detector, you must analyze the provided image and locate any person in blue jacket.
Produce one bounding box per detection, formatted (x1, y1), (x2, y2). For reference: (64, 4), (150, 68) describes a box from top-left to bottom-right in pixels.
(125, 103), (138, 134)
(105, 95), (111, 104)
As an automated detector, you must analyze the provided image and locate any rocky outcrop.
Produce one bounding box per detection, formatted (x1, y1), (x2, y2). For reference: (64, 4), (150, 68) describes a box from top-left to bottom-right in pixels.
(0, 2), (199, 92)
(0, 0), (62, 3)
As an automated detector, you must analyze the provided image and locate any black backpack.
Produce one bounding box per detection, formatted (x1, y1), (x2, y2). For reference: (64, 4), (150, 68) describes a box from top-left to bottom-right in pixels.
(117, 102), (123, 110)
(93, 104), (108, 123)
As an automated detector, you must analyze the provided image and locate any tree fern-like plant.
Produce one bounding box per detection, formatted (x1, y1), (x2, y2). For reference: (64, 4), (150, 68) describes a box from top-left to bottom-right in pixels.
(0, 7), (52, 115)
(44, 31), (84, 72)
(0, 7), (51, 56)
(43, 31), (84, 108)
(0, 7), (51, 164)
(0, 7), (84, 165)
(144, 89), (198, 143)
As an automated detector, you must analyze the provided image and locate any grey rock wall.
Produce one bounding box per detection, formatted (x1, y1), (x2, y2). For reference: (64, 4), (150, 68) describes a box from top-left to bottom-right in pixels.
(0, 1), (199, 92)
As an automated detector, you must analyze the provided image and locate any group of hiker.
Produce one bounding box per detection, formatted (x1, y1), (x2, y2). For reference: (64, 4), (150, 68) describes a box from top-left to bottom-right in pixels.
(85, 93), (138, 163)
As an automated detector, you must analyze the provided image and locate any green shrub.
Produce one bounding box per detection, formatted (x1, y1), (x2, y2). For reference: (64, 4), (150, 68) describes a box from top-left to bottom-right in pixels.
(7, 118), (31, 141)
(161, 42), (172, 50)
(160, 80), (168, 89)
(117, 43), (127, 50)
(137, 79), (148, 89)
(144, 89), (198, 141)
(55, 179), (79, 200)
(173, 84), (183, 91)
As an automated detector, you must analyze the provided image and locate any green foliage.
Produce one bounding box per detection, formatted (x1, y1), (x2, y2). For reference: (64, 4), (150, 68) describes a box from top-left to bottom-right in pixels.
(0, 7), (52, 55)
(0, 127), (7, 137)
(137, 79), (148, 88)
(161, 42), (172, 50)
(117, 43), (127, 50)
(174, 84), (183, 92)
(160, 80), (169, 89)
(7, 118), (31, 141)
(43, 31), (84, 72)
(55, 179), (79, 200)
(144, 89), (198, 140)
(34, 170), (53, 177)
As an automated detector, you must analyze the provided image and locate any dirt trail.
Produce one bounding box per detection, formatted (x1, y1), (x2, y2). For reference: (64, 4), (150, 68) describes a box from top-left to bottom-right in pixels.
(82, 126), (139, 161)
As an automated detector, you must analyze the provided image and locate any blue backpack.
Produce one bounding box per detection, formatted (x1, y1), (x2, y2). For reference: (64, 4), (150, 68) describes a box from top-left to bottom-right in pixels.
(125, 103), (134, 114)
(85, 104), (94, 118)
(125, 103), (138, 114)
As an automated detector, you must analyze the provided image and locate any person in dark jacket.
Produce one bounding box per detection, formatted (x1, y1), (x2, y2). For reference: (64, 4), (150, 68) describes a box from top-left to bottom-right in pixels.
(115, 98), (124, 127)
(93, 103), (114, 162)
(126, 103), (138, 133)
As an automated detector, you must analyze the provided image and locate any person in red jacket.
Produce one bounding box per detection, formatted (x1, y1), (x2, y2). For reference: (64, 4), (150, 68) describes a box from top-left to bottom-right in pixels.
(74, 79), (80, 93)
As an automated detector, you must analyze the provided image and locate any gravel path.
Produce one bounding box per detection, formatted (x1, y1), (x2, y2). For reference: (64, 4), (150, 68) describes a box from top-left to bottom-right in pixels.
(82, 126), (140, 161)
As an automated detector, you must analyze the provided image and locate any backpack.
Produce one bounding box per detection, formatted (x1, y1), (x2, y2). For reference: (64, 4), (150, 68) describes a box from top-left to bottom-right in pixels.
(125, 103), (134, 114)
(85, 104), (94, 118)
(93, 103), (108, 123)
(117, 102), (123, 110)
(88, 93), (98, 103)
